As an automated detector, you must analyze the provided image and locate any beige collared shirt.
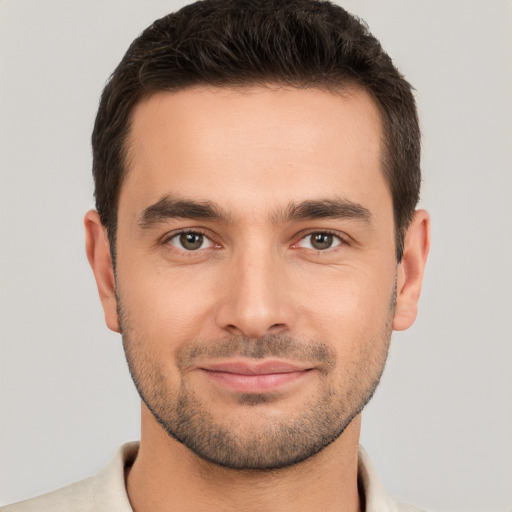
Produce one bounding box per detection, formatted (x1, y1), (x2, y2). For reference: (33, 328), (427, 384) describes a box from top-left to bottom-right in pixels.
(1, 443), (423, 512)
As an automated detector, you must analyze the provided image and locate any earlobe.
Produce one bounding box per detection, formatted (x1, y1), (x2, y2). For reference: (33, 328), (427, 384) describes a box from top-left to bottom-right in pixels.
(84, 210), (120, 333)
(393, 209), (431, 331)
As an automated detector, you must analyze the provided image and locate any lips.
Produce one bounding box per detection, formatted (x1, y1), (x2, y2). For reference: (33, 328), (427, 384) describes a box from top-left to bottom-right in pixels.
(199, 360), (313, 393)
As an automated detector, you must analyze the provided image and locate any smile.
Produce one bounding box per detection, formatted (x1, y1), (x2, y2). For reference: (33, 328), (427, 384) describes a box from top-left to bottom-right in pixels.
(199, 360), (314, 393)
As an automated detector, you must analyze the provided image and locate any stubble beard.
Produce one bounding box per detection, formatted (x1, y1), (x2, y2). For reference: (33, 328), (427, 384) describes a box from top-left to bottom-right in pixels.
(118, 298), (394, 471)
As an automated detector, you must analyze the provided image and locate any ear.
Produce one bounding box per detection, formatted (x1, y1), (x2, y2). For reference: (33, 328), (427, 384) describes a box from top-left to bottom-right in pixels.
(393, 209), (431, 331)
(84, 210), (120, 333)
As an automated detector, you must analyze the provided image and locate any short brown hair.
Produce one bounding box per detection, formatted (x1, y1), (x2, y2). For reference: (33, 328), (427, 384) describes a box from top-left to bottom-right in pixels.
(92, 0), (421, 261)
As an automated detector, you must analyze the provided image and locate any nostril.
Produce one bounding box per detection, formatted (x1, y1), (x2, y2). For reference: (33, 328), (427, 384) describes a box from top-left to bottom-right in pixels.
(226, 324), (244, 335)
(269, 323), (286, 332)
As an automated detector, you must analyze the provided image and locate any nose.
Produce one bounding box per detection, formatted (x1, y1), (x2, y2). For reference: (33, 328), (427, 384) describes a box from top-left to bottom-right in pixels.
(215, 248), (295, 338)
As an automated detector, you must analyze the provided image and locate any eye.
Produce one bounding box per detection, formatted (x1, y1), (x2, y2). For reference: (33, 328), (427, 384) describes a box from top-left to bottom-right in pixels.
(297, 232), (343, 251)
(167, 231), (214, 251)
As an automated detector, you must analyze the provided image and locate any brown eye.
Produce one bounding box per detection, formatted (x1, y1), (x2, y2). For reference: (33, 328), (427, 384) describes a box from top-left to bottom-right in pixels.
(311, 233), (334, 250)
(180, 233), (203, 250)
(168, 232), (212, 251)
(297, 232), (342, 251)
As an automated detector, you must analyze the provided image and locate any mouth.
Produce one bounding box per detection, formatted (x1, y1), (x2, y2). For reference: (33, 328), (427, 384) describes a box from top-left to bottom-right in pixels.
(198, 360), (314, 393)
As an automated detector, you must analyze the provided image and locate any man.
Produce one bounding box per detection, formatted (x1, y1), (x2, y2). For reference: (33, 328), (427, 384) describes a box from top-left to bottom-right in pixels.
(2, 0), (430, 511)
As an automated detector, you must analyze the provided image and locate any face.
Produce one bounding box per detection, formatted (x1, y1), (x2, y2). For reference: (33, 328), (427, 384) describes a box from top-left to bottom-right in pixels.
(109, 86), (400, 469)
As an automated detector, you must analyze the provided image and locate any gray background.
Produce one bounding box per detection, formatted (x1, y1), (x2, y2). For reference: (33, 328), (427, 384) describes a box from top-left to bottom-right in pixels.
(1, 1), (511, 510)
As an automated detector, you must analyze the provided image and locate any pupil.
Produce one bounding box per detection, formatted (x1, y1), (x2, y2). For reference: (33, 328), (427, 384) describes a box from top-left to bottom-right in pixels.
(180, 233), (203, 250)
(312, 233), (332, 250)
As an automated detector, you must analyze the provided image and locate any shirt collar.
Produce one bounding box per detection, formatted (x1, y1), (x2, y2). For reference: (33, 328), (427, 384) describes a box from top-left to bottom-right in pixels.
(102, 442), (410, 512)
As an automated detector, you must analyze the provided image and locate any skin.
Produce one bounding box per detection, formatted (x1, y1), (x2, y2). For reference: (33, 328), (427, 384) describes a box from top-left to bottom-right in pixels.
(85, 85), (430, 512)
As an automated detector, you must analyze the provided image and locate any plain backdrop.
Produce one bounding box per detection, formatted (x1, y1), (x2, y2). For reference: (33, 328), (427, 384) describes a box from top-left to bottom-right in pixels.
(0, 1), (511, 510)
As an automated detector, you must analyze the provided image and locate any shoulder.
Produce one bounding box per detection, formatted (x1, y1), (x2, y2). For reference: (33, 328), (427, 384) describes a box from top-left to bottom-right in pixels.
(393, 501), (426, 512)
(1, 477), (96, 512)
(1, 442), (138, 512)
(358, 446), (430, 512)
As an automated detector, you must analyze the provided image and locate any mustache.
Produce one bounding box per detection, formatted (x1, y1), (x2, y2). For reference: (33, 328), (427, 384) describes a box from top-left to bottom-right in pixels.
(176, 333), (336, 370)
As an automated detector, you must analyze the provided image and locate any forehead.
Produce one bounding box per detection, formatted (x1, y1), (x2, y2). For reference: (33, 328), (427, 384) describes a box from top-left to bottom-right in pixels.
(121, 85), (388, 220)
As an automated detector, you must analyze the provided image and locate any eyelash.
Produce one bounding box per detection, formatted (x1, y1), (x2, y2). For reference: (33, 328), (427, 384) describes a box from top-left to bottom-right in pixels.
(162, 228), (348, 254)
(162, 229), (218, 252)
(293, 230), (347, 252)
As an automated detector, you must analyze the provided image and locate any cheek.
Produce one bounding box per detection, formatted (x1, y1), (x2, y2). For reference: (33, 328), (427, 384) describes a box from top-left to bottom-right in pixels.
(296, 264), (396, 341)
(116, 261), (219, 345)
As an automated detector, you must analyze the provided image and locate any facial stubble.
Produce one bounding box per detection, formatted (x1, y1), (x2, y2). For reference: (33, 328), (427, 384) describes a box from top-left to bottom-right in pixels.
(118, 293), (394, 471)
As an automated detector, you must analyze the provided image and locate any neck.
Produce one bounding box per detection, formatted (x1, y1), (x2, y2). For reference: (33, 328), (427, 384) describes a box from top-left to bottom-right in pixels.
(126, 404), (363, 512)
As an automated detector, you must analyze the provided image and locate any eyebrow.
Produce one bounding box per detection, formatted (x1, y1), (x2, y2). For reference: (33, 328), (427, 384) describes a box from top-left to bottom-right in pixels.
(138, 195), (373, 229)
(275, 198), (373, 224)
(139, 195), (233, 229)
